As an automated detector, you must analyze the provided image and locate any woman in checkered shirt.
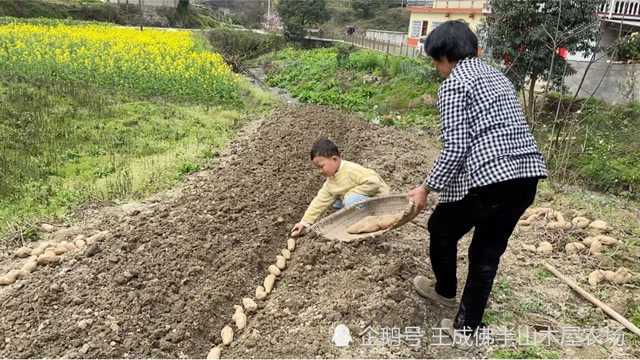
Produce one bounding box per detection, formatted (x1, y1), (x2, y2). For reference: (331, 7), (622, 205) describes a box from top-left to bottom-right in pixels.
(407, 20), (548, 340)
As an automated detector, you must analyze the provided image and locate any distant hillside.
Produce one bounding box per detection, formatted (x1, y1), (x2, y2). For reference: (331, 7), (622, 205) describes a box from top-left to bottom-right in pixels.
(324, 0), (410, 34)
(0, 0), (227, 28)
(197, 0), (409, 33)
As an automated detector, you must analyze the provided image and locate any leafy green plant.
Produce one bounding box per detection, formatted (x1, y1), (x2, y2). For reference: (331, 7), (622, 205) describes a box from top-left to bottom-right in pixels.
(611, 32), (640, 62)
(263, 47), (439, 129)
(178, 162), (201, 177)
(536, 95), (640, 197)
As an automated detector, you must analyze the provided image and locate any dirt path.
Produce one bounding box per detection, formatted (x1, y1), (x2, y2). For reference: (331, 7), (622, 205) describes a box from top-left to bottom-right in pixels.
(0, 105), (446, 358)
(1, 104), (638, 358)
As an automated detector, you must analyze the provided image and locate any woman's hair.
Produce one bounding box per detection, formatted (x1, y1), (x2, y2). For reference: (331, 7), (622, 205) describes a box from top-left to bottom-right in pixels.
(424, 20), (478, 62)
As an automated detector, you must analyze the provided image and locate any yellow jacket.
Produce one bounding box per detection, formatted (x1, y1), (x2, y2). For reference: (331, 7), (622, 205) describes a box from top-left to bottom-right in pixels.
(301, 160), (390, 225)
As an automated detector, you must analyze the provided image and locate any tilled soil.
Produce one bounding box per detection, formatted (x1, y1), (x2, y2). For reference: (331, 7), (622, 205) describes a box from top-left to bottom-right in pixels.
(2, 105), (469, 358)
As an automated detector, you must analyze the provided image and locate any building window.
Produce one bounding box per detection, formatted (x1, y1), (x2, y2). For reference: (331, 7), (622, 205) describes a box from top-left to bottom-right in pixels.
(410, 20), (422, 37)
(421, 21), (429, 36)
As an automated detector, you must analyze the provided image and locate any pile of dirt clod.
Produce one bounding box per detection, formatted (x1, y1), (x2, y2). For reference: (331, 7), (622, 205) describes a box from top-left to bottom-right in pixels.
(1, 105), (450, 358)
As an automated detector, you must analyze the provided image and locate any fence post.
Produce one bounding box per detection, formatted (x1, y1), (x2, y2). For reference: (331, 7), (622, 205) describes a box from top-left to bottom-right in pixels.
(384, 40), (390, 71)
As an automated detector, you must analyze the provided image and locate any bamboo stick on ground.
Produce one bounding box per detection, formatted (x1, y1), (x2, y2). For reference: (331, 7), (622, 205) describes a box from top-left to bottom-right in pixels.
(543, 261), (640, 337)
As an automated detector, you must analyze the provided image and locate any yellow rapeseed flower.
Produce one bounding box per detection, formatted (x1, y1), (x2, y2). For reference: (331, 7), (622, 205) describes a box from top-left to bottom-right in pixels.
(0, 22), (237, 103)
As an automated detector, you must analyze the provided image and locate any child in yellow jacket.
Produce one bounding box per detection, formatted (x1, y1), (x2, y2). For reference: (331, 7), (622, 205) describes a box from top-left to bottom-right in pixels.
(290, 137), (390, 237)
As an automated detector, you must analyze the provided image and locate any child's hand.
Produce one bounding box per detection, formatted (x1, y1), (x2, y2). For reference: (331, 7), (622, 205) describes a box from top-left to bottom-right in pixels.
(408, 185), (429, 212)
(291, 222), (307, 237)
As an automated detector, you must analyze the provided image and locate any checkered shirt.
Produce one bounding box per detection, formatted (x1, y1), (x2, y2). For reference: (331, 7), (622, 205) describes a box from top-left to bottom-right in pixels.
(424, 57), (548, 203)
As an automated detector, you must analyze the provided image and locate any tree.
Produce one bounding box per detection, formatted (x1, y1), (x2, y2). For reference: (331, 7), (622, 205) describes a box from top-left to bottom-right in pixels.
(351, 0), (380, 19)
(277, 0), (330, 40)
(479, 0), (603, 121)
(177, 0), (189, 15)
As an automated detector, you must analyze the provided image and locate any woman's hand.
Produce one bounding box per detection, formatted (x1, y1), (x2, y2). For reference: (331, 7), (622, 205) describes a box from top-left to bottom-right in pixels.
(408, 185), (429, 212)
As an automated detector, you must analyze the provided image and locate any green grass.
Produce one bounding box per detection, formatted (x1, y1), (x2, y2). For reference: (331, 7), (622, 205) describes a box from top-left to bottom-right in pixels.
(537, 95), (640, 198)
(629, 303), (640, 328)
(0, 0), (227, 29)
(492, 279), (513, 302)
(0, 74), (277, 242)
(628, 304), (640, 355)
(482, 308), (515, 325)
(534, 268), (553, 281)
(519, 297), (545, 314)
(262, 47), (441, 130)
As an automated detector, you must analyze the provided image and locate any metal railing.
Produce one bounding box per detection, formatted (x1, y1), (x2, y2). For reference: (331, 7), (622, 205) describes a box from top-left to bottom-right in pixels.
(406, 0), (485, 9)
(339, 34), (424, 57)
(105, 0), (179, 7)
(598, 0), (640, 19)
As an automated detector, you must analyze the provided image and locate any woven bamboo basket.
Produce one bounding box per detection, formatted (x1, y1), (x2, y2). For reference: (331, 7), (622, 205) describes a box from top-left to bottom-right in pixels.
(310, 194), (418, 242)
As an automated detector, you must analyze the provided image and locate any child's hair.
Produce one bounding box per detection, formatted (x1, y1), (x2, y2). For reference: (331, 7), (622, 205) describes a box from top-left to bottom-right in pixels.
(424, 20), (478, 62)
(310, 137), (340, 160)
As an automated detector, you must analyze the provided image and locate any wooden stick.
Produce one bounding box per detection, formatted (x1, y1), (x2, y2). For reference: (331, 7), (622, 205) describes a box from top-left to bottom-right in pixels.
(543, 262), (640, 337)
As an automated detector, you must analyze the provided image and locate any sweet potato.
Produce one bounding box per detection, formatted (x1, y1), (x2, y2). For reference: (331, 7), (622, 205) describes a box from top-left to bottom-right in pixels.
(221, 325), (233, 345)
(602, 270), (616, 282)
(207, 346), (221, 359)
(255, 286), (267, 300)
(536, 241), (553, 254)
(589, 220), (611, 232)
(571, 216), (590, 229)
(264, 274), (276, 294)
(613, 267), (633, 284)
(565, 242), (586, 254)
(589, 240), (603, 255)
(268, 265), (281, 277)
(37, 251), (59, 265)
(30, 243), (49, 257)
(232, 309), (247, 330)
(14, 247), (33, 258)
(347, 216), (380, 234)
(242, 297), (257, 313)
(595, 235), (618, 246)
(9, 269), (29, 280)
(52, 246), (67, 255)
(0, 272), (17, 286)
(588, 270), (603, 286)
(22, 257), (38, 273)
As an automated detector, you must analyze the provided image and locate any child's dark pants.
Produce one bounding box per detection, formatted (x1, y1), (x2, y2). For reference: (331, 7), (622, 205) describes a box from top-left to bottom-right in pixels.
(427, 177), (539, 331)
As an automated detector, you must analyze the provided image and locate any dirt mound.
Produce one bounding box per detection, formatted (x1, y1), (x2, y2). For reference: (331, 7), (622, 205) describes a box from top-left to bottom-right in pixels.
(0, 105), (446, 358)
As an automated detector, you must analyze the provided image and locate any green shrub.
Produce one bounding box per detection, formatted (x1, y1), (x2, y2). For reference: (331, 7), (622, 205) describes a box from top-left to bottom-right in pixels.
(611, 32), (640, 62)
(264, 47), (440, 129)
(537, 95), (640, 197)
